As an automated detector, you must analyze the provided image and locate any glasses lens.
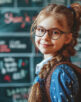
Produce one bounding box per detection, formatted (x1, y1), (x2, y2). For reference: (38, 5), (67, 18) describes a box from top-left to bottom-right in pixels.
(35, 27), (45, 37)
(51, 29), (61, 40)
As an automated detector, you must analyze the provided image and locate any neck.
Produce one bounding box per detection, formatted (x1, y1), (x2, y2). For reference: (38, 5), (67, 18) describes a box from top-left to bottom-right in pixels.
(44, 53), (58, 59)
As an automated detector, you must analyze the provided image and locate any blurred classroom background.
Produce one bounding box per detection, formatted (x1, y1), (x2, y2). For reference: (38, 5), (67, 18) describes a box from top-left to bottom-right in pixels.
(0, 0), (81, 102)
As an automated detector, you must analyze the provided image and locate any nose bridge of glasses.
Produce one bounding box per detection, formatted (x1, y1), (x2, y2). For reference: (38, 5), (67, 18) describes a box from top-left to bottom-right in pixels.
(45, 29), (51, 34)
(46, 29), (50, 33)
(44, 29), (50, 36)
(41, 29), (50, 39)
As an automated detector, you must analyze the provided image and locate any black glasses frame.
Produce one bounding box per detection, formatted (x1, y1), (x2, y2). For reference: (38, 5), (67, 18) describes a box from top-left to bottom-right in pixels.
(35, 26), (70, 40)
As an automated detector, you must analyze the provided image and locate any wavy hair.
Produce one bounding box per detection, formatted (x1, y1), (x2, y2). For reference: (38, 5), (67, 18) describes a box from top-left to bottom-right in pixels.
(28, 3), (81, 102)
(30, 3), (81, 57)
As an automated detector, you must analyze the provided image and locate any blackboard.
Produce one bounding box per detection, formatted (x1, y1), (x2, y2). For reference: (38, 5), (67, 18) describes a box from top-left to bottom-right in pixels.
(0, 57), (30, 83)
(0, 1), (41, 101)
(0, 36), (32, 53)
(0, 0), (14, 7)
(71, 36), (81, 67)
(17, 0), (43, 7)
(0, 10), (38, 32)
(48, 0), (67, 5)
(71, 0), (81, 4)
(0, 0), (43, 7)
(0, 86), (30, 102)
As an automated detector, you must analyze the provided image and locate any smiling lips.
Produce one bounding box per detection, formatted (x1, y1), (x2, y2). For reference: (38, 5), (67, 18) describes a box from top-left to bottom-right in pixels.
(41, 43), (53, 48)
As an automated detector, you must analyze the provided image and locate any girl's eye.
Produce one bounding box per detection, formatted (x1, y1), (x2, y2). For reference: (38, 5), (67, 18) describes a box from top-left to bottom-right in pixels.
(38, 28), (44, 32)
(52, 30), (60, 34)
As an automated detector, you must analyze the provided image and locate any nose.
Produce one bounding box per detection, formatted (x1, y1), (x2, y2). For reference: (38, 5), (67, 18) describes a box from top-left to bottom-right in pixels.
(42, 31), (50, 40)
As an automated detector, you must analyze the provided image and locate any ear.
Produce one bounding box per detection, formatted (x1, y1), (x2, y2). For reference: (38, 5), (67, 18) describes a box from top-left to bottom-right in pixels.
(64, 33), (72, 44)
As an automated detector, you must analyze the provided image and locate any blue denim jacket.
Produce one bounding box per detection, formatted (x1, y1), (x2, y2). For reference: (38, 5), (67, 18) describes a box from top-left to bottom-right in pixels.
(34, 58), (79, 102)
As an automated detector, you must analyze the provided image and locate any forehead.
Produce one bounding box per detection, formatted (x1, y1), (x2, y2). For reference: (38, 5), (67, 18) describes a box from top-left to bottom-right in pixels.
(37, 15), (68, 30)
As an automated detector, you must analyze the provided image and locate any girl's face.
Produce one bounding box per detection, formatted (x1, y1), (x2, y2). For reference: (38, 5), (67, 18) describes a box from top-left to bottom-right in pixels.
(35, 16), (72, 59)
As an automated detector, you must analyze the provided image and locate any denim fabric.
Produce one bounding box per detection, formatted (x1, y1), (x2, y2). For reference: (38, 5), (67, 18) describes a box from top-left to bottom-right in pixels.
(34, 64), (79, 102)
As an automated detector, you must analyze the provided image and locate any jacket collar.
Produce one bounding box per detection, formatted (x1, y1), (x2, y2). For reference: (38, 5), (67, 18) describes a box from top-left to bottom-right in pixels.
(35, 56), (53, 75)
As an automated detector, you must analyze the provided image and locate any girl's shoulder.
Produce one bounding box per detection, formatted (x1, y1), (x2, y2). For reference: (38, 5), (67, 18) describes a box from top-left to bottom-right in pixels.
(53, 63), (79, 75)
(49, 64), (80, 102)
(50, 64), (79, 95)
(51, 63), (79, 83)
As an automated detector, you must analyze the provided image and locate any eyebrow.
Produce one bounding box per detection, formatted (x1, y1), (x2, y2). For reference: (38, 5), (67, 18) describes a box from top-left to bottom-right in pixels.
(37, 25), (70, 34)
(37, 25), (59, 30)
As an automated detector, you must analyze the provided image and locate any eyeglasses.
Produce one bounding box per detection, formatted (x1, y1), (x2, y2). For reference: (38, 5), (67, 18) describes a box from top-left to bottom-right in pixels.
(35, 26), (69, 40)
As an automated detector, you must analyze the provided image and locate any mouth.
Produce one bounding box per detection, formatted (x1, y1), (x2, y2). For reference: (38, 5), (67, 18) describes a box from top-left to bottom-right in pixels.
(41, 43), (53, 47)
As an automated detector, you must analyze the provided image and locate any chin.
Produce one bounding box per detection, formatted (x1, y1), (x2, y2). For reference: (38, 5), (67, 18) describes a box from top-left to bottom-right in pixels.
(41, 51), (50, 54)
(41, 50), (57, 55)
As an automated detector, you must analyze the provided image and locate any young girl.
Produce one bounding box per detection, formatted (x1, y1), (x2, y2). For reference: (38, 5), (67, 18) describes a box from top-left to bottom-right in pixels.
(28, 3), (81, 102)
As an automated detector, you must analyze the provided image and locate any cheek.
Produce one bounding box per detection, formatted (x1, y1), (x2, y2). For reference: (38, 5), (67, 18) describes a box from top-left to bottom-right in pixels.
(52, 38), (65, 49)
(35, 37), (40, 46)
